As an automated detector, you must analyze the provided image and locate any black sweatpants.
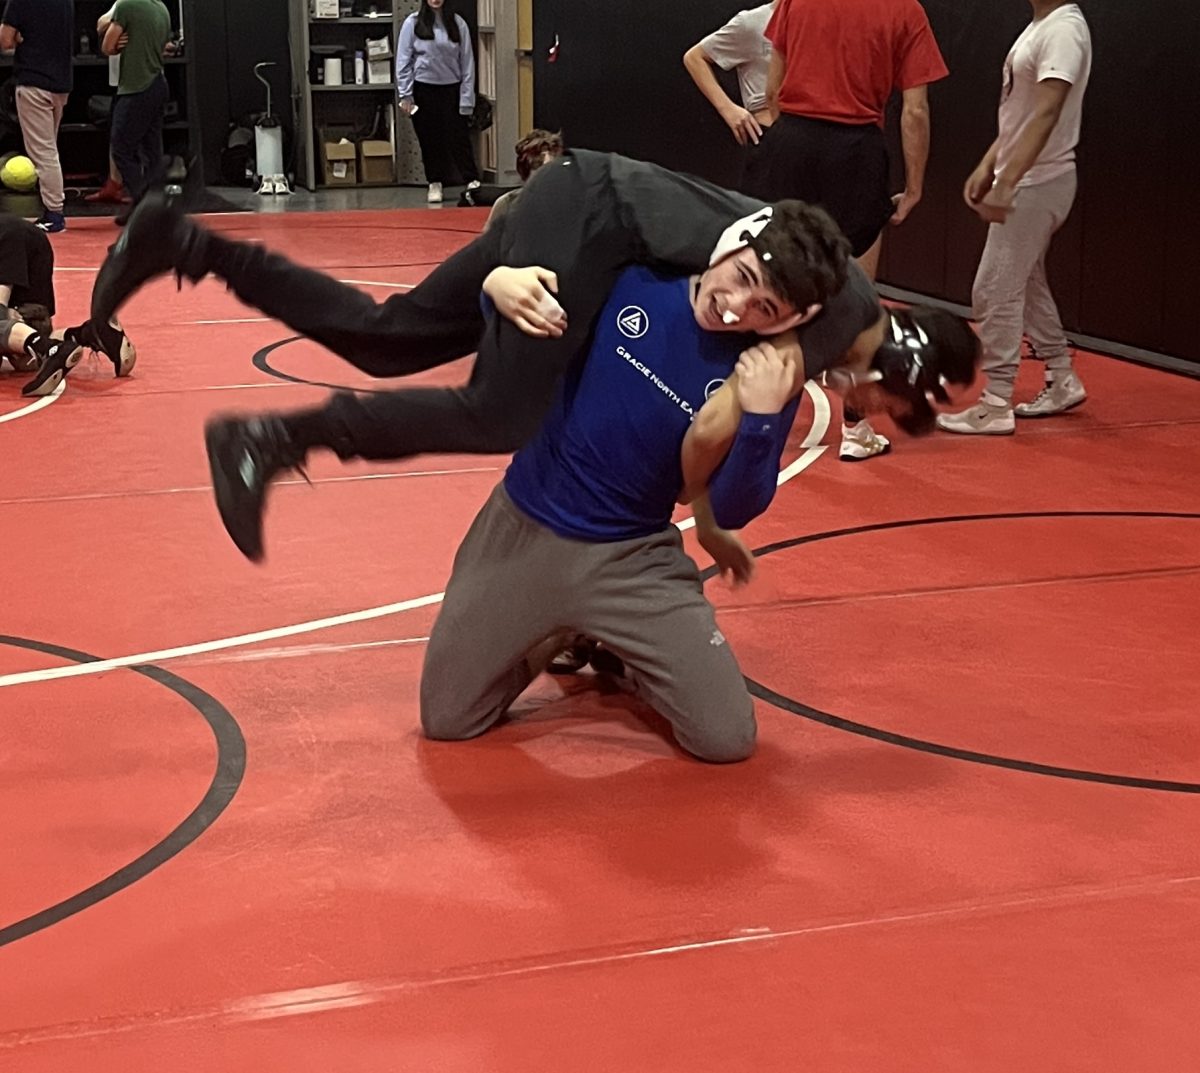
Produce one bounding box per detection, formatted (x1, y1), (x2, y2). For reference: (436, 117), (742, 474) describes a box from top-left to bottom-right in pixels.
(201, 149), (762, 461)
(411, 80), (478, 185)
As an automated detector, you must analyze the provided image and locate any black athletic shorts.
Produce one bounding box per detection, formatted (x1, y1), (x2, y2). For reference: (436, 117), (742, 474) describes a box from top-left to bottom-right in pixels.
(0, 213), (56, 314)
(746, 114), (895, 257)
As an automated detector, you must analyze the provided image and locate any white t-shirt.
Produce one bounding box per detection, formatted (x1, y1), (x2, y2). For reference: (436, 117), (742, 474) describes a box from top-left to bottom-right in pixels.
(698, 3), (774, 114)
(995, 3), (1092, 188)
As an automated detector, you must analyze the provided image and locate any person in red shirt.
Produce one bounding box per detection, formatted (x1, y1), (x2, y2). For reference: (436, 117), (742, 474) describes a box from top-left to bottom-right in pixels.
(759, 0), (947, 461)
(762, 0), (947, 278)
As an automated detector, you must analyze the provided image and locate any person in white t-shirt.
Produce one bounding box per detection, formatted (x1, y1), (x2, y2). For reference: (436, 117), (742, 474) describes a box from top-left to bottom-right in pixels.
(939, 0), (1092, 435)
(683, 2), (776, 167)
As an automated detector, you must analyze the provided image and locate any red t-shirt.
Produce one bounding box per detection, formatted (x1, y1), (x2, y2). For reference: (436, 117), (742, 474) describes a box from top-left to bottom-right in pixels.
(765, 0), (949, 126)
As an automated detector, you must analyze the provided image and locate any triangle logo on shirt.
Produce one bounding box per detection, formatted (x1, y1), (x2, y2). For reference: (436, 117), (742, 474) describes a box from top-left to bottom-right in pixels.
(617, 306), (649, 339)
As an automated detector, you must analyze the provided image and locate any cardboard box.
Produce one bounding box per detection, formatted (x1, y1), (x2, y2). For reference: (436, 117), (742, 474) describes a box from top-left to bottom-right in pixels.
(359, 140), (395, 184)
(310, 0), (339, 18)
(367, 58), (391, 84)
(366, 36), (392, 60)
(320, 129), (358, 185)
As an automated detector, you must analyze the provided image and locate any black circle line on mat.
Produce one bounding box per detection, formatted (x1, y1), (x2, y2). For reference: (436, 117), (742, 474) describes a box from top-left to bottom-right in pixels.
(0, 636), (246, 947)
(253, 335), (395, 395)
(698, 510), (1200, 795)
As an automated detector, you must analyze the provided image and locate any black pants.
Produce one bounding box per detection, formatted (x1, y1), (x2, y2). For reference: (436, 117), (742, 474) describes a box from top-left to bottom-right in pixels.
(411, 81), (478, 185)
(750, 114), (894, 257)
(200, 150), (759, 461)
(110, 75), (168, 202)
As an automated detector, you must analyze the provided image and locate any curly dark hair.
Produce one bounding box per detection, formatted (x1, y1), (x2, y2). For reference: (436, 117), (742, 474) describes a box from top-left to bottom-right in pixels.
(515, 129), (565, 181)
(745, 200), (851, 314)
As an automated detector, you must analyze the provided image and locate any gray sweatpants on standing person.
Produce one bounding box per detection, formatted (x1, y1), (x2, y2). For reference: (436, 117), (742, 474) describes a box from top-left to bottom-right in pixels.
(14, 87), (68, 214)
(420, 485), (757, 763)
(974, 169), (1078, 403)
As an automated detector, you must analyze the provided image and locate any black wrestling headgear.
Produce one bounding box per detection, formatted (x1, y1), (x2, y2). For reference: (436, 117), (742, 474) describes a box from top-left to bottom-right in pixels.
(870, 307), (980, 434)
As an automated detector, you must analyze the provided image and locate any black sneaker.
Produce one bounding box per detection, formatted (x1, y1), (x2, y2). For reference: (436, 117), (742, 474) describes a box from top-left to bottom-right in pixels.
(547, 637), (598, 675)
(204, 415), (306, 562)
(74, 320), (137, 377)
(90, 192), (203, 326)
(21, 334), (84, 396)
(35, 211), (66, 234)
(589, 644), (628, 679)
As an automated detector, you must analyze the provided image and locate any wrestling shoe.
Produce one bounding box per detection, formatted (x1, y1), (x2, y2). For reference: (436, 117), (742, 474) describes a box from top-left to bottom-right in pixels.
(1015, 372), (1087, 417)
(20, 334), (84, 396)
(936, 393), (1015, 436)
(72, 320), (137, 377)
(588, 644), (628, 679)
(90, 192), (206, 326)
(838, 418), (892, 462)
(547, 636), (597, 675)
(205, 414), (307, 562)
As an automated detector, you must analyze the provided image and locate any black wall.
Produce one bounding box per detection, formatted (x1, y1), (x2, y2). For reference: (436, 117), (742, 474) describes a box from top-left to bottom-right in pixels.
(532, 0), (1200, 365)
(192, 0), (293, 183)
(532, 0), (751, 190)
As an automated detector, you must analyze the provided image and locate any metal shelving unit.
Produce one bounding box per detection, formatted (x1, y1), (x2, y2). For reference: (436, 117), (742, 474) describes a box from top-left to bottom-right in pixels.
(289, 0), (519, 190)
(289, 5), (406, 190)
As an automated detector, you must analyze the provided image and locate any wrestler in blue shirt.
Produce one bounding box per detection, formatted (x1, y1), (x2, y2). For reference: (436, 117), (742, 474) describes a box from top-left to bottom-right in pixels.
(506, 265), (797, 542)
(421, 262), (812, 763)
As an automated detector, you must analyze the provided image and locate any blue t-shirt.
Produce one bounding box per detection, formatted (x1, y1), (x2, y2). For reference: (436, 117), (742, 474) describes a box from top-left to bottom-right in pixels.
(505, 265), (790, 541)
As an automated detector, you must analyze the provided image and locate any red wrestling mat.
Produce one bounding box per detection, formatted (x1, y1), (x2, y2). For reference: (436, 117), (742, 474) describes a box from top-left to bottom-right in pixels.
(2, 208), (1199, 1072)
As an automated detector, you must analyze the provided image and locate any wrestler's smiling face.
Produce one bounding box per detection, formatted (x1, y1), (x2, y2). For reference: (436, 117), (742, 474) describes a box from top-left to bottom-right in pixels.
(692, 249), (807, 336)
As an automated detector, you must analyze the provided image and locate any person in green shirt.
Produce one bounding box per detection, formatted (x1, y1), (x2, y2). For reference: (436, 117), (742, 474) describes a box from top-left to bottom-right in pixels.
(100, 0), (172, 222)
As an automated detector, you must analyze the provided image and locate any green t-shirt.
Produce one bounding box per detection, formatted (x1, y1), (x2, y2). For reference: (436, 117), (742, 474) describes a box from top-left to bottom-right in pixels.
(112, 0), (172, 95)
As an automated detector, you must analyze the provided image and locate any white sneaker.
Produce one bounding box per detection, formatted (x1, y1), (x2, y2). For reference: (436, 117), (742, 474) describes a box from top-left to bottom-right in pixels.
(1014, 371), (1087, 417)
(839, 419), (891, 461)
(936, 394), (1015, 435)
(427, 182), (443, 203)
(466, 179), (481, 190)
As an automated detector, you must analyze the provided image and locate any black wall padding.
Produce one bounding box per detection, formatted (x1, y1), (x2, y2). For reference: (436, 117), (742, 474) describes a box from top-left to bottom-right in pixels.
(532, 0), (754, 190)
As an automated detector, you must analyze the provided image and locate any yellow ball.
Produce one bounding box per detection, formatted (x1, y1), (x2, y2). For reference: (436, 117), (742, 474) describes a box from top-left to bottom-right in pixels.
(1, 155), (39, 192)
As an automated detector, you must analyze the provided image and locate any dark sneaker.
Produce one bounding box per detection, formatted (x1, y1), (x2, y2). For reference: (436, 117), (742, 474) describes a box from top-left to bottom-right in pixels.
(547, 637), (598, 675)
(74, 320), (137, 377)
(589, 644), (628, 679)
(204, 415), (306, 562)
(35, 211), (66, 233)
(20, 334), (84, 396)
(90, 192), (202, 325)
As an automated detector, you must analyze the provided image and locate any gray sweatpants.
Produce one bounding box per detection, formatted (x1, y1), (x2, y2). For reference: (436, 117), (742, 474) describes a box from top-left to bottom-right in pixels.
(15, 86), (67, 214)
(420, 484), (757, 763)
(973, 169), (1078, 403)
